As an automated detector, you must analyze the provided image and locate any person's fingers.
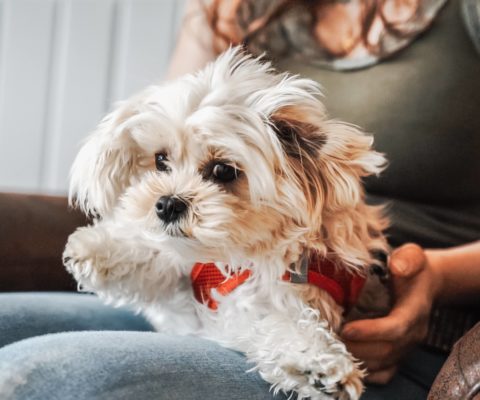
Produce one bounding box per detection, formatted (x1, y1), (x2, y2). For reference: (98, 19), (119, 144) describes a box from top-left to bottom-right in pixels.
(341, 312), (411, 341)
(363, 358), (395, 373)
(389, 243), (426, 278)
(365, 365), (398, 385)
(344, 341), (398, 371)
(344, 340), (394, 361)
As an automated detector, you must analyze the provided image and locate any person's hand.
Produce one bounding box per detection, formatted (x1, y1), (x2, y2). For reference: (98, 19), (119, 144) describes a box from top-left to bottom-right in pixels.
(341, 243), (442, 384)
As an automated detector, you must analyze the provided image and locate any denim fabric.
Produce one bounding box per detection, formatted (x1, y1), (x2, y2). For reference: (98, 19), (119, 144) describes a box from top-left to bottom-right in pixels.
(0, 293), (446, 399)
(0, 293), (154, 348)
(0, 331), (283, 400)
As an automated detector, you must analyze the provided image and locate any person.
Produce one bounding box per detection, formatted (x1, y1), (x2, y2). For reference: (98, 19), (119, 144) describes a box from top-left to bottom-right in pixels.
(0, 1), (479, 399)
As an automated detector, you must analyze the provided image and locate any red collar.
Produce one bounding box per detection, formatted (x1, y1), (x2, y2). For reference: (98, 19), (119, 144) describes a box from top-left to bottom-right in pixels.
(191, 254), (366, 312)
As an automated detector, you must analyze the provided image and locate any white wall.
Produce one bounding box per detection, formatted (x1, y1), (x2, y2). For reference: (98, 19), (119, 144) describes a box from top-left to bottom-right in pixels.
(0, 0), (185, 194)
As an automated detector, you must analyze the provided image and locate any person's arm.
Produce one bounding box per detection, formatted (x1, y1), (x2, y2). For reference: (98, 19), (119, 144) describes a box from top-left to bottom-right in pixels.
(166, 0), (217, 80)
(341, 241), (480, 384)
(427, 241), (480, 304)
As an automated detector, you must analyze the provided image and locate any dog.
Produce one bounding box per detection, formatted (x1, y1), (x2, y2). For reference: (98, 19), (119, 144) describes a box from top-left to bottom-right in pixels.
(64, 47), (389, 400)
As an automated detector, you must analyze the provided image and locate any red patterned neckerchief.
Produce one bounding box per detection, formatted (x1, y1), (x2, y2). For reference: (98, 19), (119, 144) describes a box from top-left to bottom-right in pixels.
(191, 253), (366, 312)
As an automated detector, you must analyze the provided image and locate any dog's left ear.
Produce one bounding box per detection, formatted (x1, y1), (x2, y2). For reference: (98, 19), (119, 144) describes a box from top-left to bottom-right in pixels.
(271, 104), (388, 268)
(271, 104), (386, 215)
(270, 105), (327, 218)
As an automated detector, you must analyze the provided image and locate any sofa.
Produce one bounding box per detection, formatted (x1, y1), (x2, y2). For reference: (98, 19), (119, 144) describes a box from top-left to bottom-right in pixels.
(0, 193), (86, 292)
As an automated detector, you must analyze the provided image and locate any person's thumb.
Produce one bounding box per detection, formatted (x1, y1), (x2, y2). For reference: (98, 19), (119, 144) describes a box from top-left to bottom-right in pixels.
(389, 243), (426, 279)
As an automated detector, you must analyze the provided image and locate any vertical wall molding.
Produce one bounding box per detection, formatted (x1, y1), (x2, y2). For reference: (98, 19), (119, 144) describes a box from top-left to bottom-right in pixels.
(0, 0), (8, 134)
(0, 0), (182, 194)
(106, 0), (132, 107)
(0, 0), (56, 191)
(39, 0), (61, 191)
(41, 0), (72, 192)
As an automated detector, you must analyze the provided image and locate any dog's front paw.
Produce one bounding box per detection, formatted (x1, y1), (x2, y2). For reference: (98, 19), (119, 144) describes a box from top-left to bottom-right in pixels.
(262, 343), (364, 400)
(63, 225), (113, 283)
(300, 354), (364, 400)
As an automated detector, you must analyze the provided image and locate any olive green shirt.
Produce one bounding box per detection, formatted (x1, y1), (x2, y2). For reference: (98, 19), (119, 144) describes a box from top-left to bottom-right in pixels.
(279, 0), (480, 249)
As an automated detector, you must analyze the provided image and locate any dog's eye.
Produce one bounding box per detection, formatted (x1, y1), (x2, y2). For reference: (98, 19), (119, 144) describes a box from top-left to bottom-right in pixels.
(155, 153), (169, 172)
(212, 163), (238, 182)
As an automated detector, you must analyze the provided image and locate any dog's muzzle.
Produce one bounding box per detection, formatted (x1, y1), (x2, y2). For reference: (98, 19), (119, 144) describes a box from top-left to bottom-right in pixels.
(155, 195), (187, 223)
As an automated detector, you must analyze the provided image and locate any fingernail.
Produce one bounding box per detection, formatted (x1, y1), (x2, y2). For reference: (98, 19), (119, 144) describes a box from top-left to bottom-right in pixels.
(392, 259), (408, 275)
(342, 327), (358, 340)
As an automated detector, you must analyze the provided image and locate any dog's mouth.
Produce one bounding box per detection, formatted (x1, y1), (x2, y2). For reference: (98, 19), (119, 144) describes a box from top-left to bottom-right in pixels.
(163, 223), (189, 238)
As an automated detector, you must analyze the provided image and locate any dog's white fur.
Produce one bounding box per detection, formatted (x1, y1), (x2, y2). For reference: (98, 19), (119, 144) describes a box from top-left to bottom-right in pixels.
(64, 48), (389, 400)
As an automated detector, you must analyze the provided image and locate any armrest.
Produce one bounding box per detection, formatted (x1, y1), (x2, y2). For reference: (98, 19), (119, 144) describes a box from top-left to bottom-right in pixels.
(0, 193), (87, 291)
(428, 322), (480, 399)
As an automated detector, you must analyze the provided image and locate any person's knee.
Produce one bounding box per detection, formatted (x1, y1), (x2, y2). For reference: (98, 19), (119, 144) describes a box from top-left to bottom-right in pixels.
(0, 293), (154, 348)
(0, 331), (281, 400)
(0, 331), (135, 400)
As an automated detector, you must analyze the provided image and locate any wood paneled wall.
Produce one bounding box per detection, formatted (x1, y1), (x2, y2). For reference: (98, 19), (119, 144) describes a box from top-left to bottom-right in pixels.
(0, 0), (185, 193)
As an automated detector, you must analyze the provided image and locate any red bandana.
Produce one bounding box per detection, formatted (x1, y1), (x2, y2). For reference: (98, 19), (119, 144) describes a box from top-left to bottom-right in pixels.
(191, 254), (366, 311)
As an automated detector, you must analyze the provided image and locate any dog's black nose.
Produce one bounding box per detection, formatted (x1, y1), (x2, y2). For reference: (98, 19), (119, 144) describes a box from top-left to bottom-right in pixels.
(155, 196), (187, 223)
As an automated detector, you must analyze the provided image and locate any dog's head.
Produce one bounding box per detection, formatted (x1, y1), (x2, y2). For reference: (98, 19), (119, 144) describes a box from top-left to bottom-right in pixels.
(70, 48), (386, 267)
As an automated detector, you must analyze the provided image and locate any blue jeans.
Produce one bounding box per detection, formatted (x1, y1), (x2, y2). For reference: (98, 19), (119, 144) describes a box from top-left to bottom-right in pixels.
(0, 293), (446, 399)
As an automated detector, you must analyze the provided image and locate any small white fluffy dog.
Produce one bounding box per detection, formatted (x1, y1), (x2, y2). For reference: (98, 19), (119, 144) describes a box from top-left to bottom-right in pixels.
(64, 47), (389, 400)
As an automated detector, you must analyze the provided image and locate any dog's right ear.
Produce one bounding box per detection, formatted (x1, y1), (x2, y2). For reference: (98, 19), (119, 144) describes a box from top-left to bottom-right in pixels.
(69, 102), (139, 218)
